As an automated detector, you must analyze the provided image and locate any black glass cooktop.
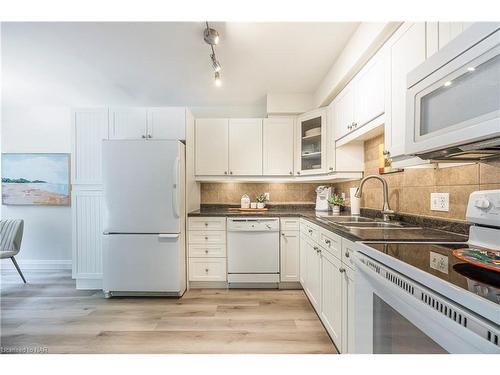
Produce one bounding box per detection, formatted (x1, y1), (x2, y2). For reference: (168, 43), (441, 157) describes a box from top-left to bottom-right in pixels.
(364, 242), (500, 305)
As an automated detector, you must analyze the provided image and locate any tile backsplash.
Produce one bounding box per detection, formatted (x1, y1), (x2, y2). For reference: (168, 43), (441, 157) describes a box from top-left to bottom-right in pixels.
(333, 134), (500, 222)
(200, 182), (330, 205)
(200, 134), (500, 221)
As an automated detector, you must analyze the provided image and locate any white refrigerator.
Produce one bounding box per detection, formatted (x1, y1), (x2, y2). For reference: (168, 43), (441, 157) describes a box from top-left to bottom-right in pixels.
(102, 140), (186, 297)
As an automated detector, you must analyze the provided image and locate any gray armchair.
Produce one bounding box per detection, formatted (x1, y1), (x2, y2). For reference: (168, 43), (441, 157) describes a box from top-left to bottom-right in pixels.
(1, 219), (26, 283)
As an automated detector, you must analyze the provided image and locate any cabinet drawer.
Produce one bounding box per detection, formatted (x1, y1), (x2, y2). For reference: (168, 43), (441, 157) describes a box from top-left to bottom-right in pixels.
(342, 238), (357, 270)
(189, 258), (227, 281)
(188, 230), (226, 244)
(188, 217), (226, 231)
(319, 230), (342, 260)
(300, 221), (320, 242)
(280, 218), (300, 231)
(188, 244), (226, 258)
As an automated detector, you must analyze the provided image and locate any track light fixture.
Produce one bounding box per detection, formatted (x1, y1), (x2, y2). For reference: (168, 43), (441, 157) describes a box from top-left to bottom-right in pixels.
(203, 22), (222, 87)
(211, 53), (221, 72)
(204, 27), (220, 46)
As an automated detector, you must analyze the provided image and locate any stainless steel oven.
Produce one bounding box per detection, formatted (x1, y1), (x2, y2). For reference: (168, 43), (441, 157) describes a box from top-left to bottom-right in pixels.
(405, 23), (500, 160)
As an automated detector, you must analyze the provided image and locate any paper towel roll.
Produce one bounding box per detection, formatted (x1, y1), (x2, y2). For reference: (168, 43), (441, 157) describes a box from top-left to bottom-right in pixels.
(350, 187), (360, 216)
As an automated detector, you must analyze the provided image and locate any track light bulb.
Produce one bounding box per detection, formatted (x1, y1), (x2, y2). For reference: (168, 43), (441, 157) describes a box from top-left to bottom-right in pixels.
(214, 72), (222, 87)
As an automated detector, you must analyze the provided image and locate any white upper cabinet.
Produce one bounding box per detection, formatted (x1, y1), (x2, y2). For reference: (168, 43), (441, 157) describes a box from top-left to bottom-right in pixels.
(427, 22), (473, 57)
(111, 107), (186, 140)
(263, 117), (295, 176)
(228, 118), (263, 176)
(295, 108), (327, 175)
(334, 85), (355, 140)
(72, 108), (109, 185)
(334, 52), (385, 141)
(110, 108), (148, 139)
(195, 118), (229, 176)
(384, 22), (427, 159)
(354, 52), (385, 127)
(147, 107), (186, 140)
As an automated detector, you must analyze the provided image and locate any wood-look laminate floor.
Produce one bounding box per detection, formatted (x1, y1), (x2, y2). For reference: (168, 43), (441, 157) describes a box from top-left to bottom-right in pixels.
(0, 270), (336, 354)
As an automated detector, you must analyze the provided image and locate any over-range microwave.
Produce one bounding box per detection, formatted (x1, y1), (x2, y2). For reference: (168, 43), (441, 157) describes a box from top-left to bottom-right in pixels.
(406, 23), (500, 161)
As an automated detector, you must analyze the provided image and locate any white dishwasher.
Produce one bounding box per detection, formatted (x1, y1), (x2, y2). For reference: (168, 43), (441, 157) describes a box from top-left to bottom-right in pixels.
(227, 217), (280, 285)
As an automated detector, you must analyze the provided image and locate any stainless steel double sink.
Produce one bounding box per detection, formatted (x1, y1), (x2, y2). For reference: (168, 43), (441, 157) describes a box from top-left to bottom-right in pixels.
(316, 215), (421, 230)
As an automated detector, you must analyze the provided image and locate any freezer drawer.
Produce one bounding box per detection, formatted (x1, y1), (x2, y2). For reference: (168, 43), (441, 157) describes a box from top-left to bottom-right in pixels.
(103, 234), (186, 295)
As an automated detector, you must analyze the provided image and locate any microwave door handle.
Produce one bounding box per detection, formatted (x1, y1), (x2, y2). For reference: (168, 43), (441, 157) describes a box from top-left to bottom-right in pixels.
(172, 156), (180, 218)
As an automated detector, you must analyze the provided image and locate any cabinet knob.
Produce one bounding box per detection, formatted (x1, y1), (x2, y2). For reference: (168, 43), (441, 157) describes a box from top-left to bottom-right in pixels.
(339, 268), (346, 273)
(205, 250), (209, 254)
(383, 150), (390, 156)
(329, 167), (333, 171)
(224, 171), (228, 175)
(297, 171), (301, 175)
(289, 171), (293, 175)
(325, 239), (331, 245)
(204, 222), (208, 226)
(308, 229), (313, 234)
(348, 125), (352, 130)
(353, 122), (358, 128)
(205, 268), (209, 273)
(230, 171), (233, 175)
(345, 251), (350, 258)
(204, 236), (208, 240)
(148, 134), (152, 138)
(141, 135), (146, 139)
(281, 233), (285, 236)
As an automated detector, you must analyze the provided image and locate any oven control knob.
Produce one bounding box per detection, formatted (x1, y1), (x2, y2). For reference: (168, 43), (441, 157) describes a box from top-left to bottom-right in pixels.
(474, 198), (491, 209)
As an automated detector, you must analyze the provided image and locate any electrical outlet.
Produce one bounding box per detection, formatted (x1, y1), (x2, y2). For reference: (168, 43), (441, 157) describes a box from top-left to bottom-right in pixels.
(341, 192), (346, 200)
(264, 192), (270, 201)
(431, 192), (449, 212)
(429, 252), (448, 274)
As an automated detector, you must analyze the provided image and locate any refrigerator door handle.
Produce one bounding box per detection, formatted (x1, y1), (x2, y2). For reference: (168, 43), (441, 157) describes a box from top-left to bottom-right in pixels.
(172, 156), (180, 218)
(158, 233), (180, 239)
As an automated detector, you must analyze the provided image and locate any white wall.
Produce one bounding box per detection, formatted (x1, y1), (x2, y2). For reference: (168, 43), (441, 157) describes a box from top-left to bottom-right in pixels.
(1, 106), (72, 269)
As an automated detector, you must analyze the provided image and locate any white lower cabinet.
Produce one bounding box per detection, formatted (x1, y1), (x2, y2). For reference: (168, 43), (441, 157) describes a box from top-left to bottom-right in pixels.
(342, 266), (355, 353)
(280, 218), (300, 282)
(320, 250), (343, 348)
(299, 235), (307, 285)
(187, 217), (227, 284)
(188, 258), (227, 281)
(299, 219), (356, 353)
(304, 238), (322, 310)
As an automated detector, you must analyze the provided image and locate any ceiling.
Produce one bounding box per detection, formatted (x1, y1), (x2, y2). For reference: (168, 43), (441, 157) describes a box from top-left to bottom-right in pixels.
(1, 22), (359, 109)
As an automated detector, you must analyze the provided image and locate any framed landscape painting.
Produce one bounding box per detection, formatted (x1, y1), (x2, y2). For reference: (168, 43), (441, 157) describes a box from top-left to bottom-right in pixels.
(1, 153), (71, 206)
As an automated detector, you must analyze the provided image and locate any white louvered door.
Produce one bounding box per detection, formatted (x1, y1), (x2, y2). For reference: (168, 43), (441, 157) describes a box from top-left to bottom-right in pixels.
(72, 108), (109, 185)
(72, 189), (103, 289)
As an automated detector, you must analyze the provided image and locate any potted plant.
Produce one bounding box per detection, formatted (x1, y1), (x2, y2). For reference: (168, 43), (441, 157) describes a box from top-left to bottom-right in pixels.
(255, 193), (268, 209)
(328, 194), (344, 215)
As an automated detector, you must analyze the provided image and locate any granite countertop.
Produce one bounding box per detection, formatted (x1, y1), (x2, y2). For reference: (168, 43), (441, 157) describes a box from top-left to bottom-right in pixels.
(188, 205), (469, 243)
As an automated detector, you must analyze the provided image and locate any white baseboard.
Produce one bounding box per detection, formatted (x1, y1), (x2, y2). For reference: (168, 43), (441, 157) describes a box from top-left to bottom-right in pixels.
(76, 278), (102, 290)
(1, 259), (72, 270)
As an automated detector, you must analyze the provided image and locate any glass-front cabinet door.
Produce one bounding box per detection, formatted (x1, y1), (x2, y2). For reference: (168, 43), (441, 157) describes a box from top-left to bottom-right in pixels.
(295, 108), (327, 175)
